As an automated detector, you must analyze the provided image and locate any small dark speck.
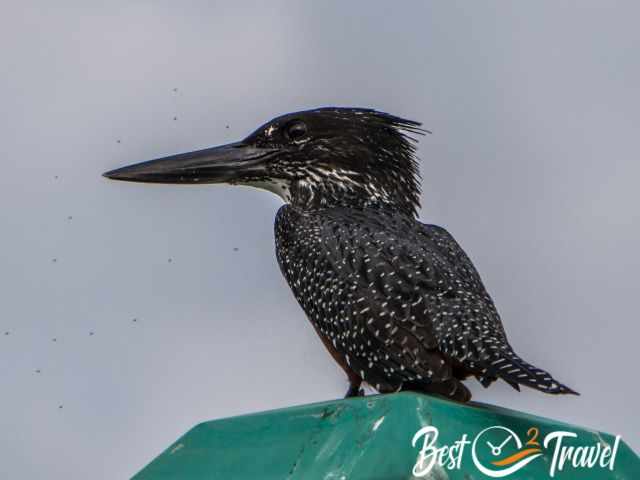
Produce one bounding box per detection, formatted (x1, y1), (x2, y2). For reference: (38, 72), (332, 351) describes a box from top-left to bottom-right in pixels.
(168, 258), (173, 263)
(225, 125), (229, 129)
(116, 139), (121, 144)
(35, 369), (41, 374)
(89, 331), (94, 336)
(173, 116), (178, 121)
(54, 175), (59, 180)
(233, 247), (239, 252)
(132, 318), (137, 323)
(52, 258), (57, 263)
(4, 331), (9, 336)
(52, 338), (57, 342)
(58, 405), (63, 409)
(172, 87), (178, 92)
(67, 216), (73, 220)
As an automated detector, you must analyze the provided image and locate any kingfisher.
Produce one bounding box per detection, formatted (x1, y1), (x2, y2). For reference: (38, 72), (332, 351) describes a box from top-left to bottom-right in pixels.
(104, 107), (577, 401)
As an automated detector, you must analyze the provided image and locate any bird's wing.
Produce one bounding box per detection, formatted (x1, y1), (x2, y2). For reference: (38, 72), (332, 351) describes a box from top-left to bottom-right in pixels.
(302, 208), (573, 394)
(276, 206), (452, 391)
(295, 209), (478, 391)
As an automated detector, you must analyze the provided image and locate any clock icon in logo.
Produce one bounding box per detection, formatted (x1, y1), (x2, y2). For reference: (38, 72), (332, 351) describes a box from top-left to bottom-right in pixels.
(472, 426), (543, 478)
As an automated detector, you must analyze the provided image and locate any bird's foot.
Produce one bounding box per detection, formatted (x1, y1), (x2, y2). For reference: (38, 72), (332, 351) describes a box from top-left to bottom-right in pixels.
(344, 382), (365, 398)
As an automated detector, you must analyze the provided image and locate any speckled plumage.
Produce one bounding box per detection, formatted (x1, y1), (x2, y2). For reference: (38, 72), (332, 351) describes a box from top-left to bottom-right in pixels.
(105, 107), (577, 401)
(275, 204), (575, 401)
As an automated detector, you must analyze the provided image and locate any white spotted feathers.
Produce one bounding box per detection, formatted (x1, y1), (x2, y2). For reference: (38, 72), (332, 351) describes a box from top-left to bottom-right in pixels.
(275, 205), (577, 400)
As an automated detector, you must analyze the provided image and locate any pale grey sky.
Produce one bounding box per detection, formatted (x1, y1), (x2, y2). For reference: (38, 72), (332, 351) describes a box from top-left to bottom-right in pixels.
(1, 1), (638, 478)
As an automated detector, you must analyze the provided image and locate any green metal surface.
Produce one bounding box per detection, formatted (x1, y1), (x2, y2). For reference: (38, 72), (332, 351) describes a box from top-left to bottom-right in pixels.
(133, 392), (638, 479)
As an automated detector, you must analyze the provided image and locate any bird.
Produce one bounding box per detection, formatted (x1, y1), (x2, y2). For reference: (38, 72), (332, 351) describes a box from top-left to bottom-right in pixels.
(103, 107), (577, 402)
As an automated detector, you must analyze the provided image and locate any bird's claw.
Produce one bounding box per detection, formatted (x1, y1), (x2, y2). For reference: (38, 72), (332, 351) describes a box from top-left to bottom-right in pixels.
(344, 383), (365, 398)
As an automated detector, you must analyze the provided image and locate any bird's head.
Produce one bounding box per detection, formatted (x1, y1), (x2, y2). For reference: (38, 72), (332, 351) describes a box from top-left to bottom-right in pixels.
(104, 107), (425, 215)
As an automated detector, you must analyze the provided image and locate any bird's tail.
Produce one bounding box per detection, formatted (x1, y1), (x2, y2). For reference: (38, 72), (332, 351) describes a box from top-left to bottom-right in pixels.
(479, 349), (579, 395)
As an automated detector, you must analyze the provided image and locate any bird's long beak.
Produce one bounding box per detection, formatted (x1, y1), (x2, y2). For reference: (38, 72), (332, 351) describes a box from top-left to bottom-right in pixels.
(103, 142), (278, 184)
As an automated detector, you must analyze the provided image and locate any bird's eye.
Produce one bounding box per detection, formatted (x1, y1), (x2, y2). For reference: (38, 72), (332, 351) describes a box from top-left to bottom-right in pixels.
(286, 121), (307, 141)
